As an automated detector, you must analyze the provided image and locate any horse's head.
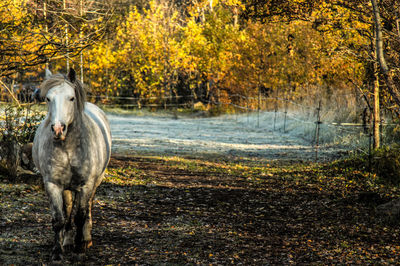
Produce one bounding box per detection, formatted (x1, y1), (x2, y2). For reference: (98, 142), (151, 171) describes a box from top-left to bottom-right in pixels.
(41, 68), (86, 141)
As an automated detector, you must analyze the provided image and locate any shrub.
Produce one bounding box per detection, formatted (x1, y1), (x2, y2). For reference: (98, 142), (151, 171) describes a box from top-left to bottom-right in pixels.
(371, 145), (400, 185)
(330, 145), (400, 186)
(0, 104), (45, 179)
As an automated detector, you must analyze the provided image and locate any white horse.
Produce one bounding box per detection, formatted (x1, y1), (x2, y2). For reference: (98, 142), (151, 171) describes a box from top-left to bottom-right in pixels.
(32, 69), (111, 261)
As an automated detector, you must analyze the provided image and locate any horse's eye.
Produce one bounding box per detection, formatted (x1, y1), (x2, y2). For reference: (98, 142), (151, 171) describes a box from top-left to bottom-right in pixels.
(70, 97), (75, 102)
(46, 97), (50, 102)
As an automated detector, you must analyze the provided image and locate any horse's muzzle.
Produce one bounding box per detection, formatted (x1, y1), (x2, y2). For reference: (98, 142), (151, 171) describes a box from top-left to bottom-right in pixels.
(51, 122), (66, 140)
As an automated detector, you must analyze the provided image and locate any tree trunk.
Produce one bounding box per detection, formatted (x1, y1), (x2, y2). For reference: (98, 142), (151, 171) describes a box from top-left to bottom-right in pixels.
(6, 141), (21, 179)
(63, 0), (69, 70)
(44, 1), (49, 70)
(396, 6), (400, 38)
(371, 0), (400, 108)
(79, 0), (84, 83)
(373, 64), (380, 149)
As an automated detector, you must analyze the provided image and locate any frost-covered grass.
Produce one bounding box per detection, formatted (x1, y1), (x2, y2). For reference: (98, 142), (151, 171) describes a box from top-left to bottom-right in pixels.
(107, 108), (368, 161)
(101, 90), (376, 158)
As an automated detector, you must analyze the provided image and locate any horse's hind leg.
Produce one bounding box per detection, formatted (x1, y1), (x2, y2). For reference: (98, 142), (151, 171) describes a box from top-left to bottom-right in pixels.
(62, 190), (75, 252)
(45, 182), (65, 261)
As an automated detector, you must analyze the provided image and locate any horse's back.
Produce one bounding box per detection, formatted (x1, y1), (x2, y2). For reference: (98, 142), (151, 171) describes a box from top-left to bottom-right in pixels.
(85, 102), (111, 136)
(84, 102), (112, 172)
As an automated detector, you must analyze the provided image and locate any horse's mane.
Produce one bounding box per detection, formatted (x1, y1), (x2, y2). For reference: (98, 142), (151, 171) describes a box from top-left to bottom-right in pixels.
(40, 73), (86, 113)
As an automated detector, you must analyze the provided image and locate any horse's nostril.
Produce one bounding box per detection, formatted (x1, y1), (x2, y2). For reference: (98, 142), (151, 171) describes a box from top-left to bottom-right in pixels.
(51, 123), (66, 135)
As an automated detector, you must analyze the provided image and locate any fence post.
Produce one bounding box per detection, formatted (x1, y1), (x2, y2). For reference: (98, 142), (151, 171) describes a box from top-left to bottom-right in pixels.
(283, 98), (288, 133)
(247, 96), (249, 125)
(235, 95), (238, 122)
(367, 131), (373, 179)
(273, 96), (278, 131)
(257, 87), (261, 128)
(380, 118), (384, 146)
(314, 100), (322, 161)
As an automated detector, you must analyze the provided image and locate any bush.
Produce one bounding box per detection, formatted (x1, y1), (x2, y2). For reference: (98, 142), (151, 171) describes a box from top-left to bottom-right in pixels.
(371, 145), (400, 185)
(329, 145), (400, 186)
(0, 104), (45, 178)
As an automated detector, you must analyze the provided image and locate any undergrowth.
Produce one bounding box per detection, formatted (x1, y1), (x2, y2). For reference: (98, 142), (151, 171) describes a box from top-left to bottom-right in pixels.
(0, 104), (45, 178)
(331, 145), (400, 186)
(370, 145), (400, 185)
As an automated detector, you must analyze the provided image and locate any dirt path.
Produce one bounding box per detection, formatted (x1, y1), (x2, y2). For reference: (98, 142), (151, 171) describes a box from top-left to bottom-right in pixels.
(1, 155), (399, 264)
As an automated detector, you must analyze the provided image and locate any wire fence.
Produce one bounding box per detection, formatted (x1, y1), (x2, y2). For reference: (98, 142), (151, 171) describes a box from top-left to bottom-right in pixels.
(1, 91), (398, 161)
(85, 92), (398, 161)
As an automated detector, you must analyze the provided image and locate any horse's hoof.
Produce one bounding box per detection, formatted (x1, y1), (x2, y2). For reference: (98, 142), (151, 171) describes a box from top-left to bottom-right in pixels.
(74, 240), (93, 254)
(72, 252), (85, 261)
(51, 253), (63, 263)
(64, 244), (74, 253)
(85, 240), (93, 249)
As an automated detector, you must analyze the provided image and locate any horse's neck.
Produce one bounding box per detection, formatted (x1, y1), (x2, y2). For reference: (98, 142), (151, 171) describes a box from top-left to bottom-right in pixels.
(67, 113), (86, 141)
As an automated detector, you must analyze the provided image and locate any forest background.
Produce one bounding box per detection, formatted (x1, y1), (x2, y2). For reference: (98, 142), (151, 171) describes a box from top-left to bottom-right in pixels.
(1, 0), (400, 126)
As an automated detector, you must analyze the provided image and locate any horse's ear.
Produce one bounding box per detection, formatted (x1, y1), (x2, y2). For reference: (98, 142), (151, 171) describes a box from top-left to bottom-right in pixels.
(45, 68), (52, 80)
(67, 68), (76, 83)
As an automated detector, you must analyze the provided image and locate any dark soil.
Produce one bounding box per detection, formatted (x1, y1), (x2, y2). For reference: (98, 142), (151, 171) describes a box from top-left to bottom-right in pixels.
(1, 155), (400, 264)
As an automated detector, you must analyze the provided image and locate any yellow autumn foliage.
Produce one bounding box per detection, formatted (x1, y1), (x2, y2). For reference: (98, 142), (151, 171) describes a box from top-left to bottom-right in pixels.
(1, 0), (389, 113)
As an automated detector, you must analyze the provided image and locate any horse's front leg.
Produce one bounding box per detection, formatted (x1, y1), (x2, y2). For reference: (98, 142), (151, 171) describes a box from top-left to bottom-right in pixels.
(74, 187), (95, 254)
(45, 182), (65, 261)
(62, 190), (75, 252)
